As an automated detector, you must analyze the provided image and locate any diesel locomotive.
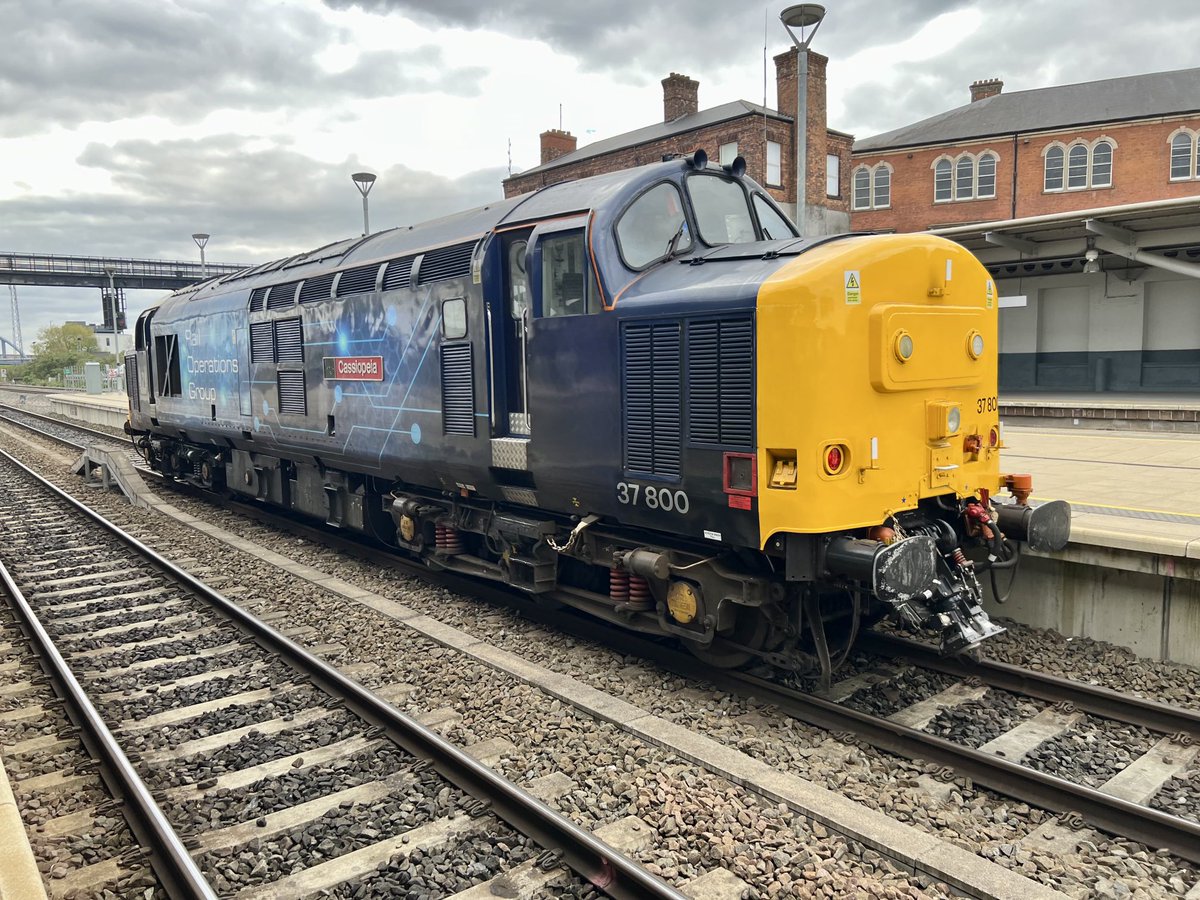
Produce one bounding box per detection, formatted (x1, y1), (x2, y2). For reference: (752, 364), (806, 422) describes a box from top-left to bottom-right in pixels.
(124, 153), (1070, 679)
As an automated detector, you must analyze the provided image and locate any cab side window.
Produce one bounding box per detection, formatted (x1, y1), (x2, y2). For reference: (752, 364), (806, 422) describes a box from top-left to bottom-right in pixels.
(541, 231), (594, 317)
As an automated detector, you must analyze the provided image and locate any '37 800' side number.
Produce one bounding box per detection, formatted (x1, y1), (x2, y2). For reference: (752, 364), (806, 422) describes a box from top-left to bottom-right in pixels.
(976, 395), (998, 414)
(617, 482), (690, 514)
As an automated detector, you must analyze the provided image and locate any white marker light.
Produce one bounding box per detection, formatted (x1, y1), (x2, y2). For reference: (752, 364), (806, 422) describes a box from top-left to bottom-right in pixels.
(947, 406), (961, 434)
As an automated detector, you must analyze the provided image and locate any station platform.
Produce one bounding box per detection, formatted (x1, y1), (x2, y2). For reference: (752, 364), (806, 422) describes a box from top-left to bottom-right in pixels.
(46, 392), (129, 430)
(1001, 392), (1200, 433)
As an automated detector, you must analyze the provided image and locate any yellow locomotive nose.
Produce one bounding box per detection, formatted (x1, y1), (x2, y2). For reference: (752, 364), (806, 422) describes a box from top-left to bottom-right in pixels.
(754, 233), (1003, 542)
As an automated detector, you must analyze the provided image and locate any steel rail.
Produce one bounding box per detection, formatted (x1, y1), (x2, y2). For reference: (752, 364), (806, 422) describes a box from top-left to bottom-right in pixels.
(0, 460), (218, 898)
(0, 446), (686, 900)
(858, 631), (1200, 740)
(0, 404), (126, 447)
(167, 497), (1200, 864)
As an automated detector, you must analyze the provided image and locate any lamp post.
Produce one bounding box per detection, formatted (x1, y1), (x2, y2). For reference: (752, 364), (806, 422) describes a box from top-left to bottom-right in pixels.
(351, 172), (376, 236)
(780, 4), (826, 236)
(192, 232), (210, 279)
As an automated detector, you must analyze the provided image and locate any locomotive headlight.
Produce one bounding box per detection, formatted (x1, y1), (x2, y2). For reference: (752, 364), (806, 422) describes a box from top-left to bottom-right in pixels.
(893, 330), (914, 363)
(967, 330), (985, 360)
(947, 406), (961, 435)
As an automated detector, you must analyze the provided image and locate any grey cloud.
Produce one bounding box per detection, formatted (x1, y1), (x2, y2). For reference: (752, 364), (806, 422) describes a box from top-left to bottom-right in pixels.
(1, 134), (505, 341)
(0, 0), (486, 135)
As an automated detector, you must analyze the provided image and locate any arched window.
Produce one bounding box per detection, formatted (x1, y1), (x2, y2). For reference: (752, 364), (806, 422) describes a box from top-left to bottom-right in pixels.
(853, 167), (871, 210)
(852, 164), (890, 210)
(955, 157), (974, 199)
(1091, 140), (1113, 187)
(872, 165), (891, 208)
(1044, 146), (1065, 191)
(1170, 131), (1195, 181)
(1067, 144), (1089, 189)
(934, 159), (952, 201)
(977, 152), (997, 198)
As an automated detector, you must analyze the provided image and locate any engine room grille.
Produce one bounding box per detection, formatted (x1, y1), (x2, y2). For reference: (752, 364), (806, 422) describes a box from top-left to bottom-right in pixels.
(125, 364), (140, 412)
(298, 273), (335, 304)
(382, 256), (415, 291)
(440, 343), (475, 436)
(249, 321), (274, 363)
(622, 321), (681, 477)
(274, 317), (304, 363)
(418, 242), (475, 285)
(277, 370), (307, 416)
(335, 264), (381, 297)
(248, 287), (267, 311)
(687, 317), (754, 447)
(266, 282), (298, 310)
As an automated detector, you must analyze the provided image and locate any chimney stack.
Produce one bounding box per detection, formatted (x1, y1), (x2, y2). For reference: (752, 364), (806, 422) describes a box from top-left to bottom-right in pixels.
(969, 78), (1003, 102)
(662, 73), (699, 123)
(539, 129), (577, 165)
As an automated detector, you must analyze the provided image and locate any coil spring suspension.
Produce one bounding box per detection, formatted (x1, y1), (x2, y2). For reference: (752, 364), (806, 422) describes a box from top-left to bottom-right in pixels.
(951, 548), (969, 568)
(435, 524), (465, 555)
(609, 568), (630, 601)
(628, 574), (651, 607)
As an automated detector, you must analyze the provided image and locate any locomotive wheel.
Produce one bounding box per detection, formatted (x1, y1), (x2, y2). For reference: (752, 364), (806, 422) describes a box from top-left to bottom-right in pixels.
(684, 607), (769, 669)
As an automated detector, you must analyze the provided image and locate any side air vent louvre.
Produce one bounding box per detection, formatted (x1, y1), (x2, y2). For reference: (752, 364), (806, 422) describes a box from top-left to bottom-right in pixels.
(266, 282), (298, 310)
(418, 242), (475, 284)
(622, 321), (681, 477)
(125, 364), (140, 412)
(440, 343), (475, 436)
(249, 321), (274, 363)
(277, 370), (307, 416)
(248, 287), (267, 311)
(335, 264), (381, 297)
(298, 273), (335, 304)
(687, 317), (754, 447)
(274, 317), (304, 363)
(382, 256), (415, 291)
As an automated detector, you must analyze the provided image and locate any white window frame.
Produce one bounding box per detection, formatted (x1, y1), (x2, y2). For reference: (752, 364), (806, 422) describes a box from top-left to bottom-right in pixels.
(1090, 139), (1113, 188)
(933, 158), (953, 202)
(718, 142), (738, 167)
(765, 140), (782, 187)
(851, 163), (891, 211)
(931, 151), (999, 203)
(1049, 137), (1117, 192)
(976, 151), (997, 199)
(825, 153), (840, 198)
(1043, 143), (1066, 193)
(1168, 127), (1198, 182)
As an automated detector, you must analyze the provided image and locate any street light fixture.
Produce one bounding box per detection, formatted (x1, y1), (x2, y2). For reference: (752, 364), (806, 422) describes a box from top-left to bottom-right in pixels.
(192, 233), (210, 279)
(351, 172), (377, 236)
(779, 3), (826, 236)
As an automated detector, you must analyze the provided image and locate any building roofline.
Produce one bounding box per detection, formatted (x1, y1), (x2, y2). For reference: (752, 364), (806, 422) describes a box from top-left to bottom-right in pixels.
(930, 194), (1200, 239)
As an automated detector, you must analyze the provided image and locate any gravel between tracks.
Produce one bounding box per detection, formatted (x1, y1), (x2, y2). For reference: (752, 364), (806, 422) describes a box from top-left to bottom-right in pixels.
(3, 423), (1200, 897)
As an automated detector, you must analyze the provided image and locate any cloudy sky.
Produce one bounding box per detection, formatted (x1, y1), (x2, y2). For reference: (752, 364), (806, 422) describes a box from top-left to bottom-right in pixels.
(3, 0), (1198, 350)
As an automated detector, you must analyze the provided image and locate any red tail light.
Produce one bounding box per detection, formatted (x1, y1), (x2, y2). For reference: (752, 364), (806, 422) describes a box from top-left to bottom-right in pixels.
(988, 427), (1000, 448)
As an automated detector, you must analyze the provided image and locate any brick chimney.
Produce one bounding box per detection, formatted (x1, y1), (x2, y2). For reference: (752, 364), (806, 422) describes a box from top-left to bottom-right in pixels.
(539, 129), (577, 165)
(970, 78), (1003, 102)
(662, 73), (699, 122)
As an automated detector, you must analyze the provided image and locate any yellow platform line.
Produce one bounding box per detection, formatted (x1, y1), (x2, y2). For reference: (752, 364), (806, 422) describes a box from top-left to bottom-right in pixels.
(1032, 496), (1200, 521)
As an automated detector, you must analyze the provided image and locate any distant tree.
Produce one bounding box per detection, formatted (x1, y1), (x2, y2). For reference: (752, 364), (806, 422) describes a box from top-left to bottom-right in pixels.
(15, 323), (101, 382)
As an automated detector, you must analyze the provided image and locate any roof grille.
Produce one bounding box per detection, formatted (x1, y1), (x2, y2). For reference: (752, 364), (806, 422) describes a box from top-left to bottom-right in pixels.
(687, 317), (754, 447)
(274, 317), (304, 363)
(266, 282), (298, 310)
(277, 370), (307, 416)
(622, 321), (681, 477)
(298, 273), (335, 304)
(440, 343), (475, 436)
(382, 256), (415, 292)
(335, 264), (381, 297)
(248, 287), (267, 311)
(418, 242), (475, 284)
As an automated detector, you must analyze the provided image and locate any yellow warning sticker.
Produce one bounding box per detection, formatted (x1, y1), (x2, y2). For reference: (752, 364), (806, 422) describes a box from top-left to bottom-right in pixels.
(985, 279), (995, 308)
(844, 270), (861, 305)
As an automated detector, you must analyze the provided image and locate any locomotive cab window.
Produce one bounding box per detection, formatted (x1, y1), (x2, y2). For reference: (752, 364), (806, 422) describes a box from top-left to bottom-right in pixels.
(687, 174), (755, 245)
(153, 333), (182, 397)
(615, 182), (692, 269)
(540, 231), (594, 317)
(752, 193), (797, 241)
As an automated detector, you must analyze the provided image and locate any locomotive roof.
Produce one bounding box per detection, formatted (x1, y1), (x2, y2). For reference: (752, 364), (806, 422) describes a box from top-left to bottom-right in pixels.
(169, 162), (688, 308)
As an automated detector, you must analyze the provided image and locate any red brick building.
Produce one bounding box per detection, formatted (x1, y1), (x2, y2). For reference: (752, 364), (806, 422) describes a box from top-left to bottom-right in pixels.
(503, 50), (853, 235)
(850, 68), (1200, 233)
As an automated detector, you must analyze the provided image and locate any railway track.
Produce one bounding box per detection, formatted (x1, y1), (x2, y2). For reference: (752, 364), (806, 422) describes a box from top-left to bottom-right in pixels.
(5, 407), (1200, 871)
(0, 445), (684, 900)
